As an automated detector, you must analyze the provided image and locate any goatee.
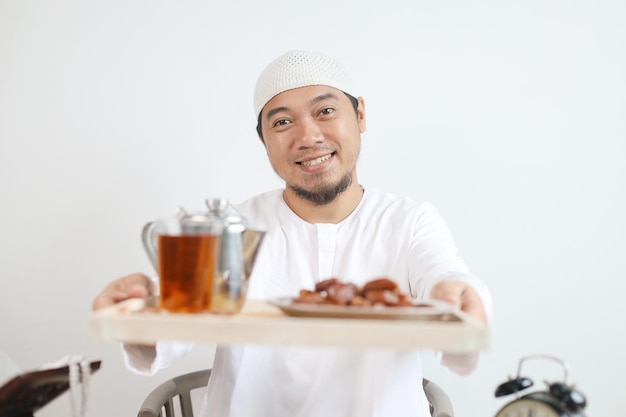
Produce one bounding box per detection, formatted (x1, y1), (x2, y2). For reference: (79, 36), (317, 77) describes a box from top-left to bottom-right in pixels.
(289, 173), (352, 206)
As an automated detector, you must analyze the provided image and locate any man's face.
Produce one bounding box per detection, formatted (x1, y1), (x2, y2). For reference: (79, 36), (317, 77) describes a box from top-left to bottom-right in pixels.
(259, 85), (366, 205)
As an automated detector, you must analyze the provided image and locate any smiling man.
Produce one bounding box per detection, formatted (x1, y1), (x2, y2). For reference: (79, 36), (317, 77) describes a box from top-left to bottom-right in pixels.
(261, 84), (365, 221)
(93, 50), (492, 417)
(254, 53), (367, 222)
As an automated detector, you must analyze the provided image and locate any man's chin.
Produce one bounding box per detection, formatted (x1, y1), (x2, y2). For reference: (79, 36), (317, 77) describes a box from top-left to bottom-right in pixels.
(288, 175), (352, 206)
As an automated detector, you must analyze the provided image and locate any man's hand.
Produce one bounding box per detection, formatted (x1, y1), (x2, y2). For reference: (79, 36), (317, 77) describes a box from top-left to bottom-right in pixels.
(430, 280), (487, 323)
(92, 273), (154, 311)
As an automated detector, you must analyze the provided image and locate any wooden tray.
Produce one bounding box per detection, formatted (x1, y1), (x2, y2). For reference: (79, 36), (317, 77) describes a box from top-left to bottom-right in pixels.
(88, 297), (488, 352)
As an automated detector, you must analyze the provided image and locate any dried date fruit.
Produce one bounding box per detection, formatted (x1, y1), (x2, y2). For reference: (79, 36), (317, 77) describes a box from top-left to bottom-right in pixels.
(315, 278), (340, 292)
(293, 277), (414, 307)
(364, 289), (400, 306)
(326, 281), (359, 305)
(362, 277), (398, 292)
(293, 289), (326, 305)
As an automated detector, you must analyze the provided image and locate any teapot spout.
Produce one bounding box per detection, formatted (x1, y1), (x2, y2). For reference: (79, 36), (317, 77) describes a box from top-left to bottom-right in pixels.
(243, 229), (266, 278)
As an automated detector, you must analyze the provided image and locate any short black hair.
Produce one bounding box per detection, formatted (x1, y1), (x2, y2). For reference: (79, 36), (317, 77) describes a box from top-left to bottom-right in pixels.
(256, 92), (359, 141)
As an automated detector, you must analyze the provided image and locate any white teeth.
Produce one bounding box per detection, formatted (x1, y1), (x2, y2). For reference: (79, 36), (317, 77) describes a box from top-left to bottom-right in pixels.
(300, 154), (332, 166)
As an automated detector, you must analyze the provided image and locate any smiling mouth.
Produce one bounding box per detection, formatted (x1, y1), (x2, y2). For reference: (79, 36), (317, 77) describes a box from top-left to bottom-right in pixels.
(297, 152), (335, 167)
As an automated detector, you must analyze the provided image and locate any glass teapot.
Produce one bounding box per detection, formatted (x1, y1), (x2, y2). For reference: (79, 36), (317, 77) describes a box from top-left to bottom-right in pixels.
(141, 198), (266, 314)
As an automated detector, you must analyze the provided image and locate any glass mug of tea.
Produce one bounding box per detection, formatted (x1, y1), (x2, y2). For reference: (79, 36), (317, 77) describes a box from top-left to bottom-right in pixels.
(141, 198), (266, 314)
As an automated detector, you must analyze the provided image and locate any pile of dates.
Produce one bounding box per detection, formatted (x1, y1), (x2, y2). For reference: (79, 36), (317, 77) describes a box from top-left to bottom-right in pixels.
(293, 277), (413, 307)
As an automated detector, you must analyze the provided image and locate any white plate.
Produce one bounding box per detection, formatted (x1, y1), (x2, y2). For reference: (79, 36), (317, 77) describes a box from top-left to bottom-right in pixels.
(268, 297), (461, 321)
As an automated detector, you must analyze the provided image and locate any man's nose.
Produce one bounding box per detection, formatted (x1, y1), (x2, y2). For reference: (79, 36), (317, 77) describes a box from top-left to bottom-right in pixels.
(294, 119), (323, 147)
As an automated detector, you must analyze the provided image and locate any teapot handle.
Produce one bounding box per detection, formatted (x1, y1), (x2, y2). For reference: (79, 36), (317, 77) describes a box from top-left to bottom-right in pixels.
(141, 221), (159, 271)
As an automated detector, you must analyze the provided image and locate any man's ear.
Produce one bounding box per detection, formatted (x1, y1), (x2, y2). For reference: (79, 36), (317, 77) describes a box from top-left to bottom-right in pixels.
(357, 97), (366, 133)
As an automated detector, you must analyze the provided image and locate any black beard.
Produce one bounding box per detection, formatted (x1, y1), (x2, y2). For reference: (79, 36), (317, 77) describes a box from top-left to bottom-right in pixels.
(288, 173), (352, 206)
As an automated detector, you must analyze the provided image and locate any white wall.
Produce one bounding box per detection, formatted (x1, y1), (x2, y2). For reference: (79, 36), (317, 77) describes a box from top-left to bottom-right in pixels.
(1, 1), (624, 416)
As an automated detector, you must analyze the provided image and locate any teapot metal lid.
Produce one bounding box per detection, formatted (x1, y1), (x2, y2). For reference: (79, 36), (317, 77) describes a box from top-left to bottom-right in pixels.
(175, 197), (247, 234)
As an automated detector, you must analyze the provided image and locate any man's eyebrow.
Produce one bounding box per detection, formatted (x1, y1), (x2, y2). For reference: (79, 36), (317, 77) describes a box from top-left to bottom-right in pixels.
(265, 106), (288, 121)
(264, 92), (341, 122)
(310, 92), (339, 105)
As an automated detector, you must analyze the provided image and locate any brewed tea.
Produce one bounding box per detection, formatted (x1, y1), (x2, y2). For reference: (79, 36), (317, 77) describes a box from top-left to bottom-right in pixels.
(158, 235), (218, 313)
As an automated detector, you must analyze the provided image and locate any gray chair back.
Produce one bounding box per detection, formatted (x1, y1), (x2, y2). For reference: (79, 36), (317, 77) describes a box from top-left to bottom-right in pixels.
(138, 369), (454, 417)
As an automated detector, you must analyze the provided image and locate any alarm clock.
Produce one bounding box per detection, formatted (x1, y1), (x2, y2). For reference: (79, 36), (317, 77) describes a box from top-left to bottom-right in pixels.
(494, 355), (587, 417)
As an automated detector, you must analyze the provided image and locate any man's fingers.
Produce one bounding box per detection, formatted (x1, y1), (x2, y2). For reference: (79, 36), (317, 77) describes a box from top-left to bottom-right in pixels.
(430, 281), (463, 306)
(92, 274), (153, 311)
(460, 289), (487, 323)
(430, 280), (487, 323)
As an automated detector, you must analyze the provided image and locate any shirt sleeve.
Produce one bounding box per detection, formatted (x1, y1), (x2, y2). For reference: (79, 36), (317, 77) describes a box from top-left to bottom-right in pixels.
(409, 204), (468, 292)
(121, 341), (194, 376)
(409, 202), (493, 375)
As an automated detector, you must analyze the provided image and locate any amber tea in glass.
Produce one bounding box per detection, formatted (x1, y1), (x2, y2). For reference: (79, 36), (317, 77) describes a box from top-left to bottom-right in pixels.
(157, 235), (218, 313)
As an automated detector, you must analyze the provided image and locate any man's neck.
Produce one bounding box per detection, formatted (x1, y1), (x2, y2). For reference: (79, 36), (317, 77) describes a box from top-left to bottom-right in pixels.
(283, 183), (364, 224)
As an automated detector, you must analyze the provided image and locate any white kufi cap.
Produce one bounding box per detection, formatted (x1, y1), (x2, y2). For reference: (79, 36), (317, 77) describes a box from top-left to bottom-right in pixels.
(253, 50), (357, 118)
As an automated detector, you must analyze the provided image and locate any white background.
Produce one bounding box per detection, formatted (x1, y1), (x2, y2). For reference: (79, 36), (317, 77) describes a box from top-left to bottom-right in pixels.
(1, 1), (625, 416)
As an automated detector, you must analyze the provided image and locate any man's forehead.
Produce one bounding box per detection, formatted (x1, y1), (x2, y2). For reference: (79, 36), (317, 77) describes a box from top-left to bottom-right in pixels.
(267, 86), (342, 106)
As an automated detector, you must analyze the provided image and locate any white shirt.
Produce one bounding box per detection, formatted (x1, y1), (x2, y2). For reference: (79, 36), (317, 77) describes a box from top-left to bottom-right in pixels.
(124, 188), (492, 417)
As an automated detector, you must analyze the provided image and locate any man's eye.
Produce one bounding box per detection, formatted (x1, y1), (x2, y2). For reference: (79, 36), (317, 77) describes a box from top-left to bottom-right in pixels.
(273, 119), (290, 127)
(319, 108), (334, 116)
